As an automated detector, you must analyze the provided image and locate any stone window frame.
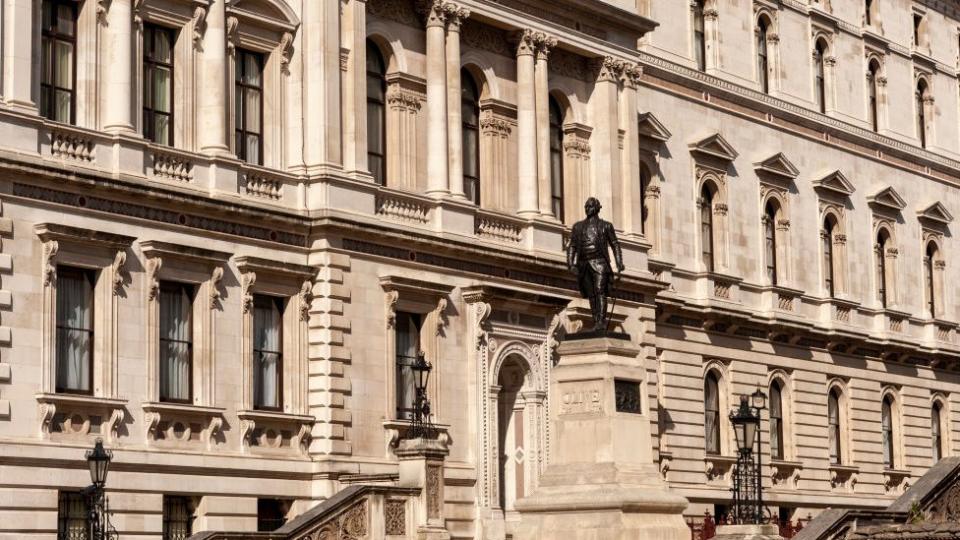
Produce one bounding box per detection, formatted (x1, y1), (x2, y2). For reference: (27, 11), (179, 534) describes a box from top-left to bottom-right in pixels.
(34, 223), (133, 443)
(811, 31), (836, 115)
(34, 223), (135, 399)
(696, 167), (728, 274)
(827, 378), (854, 467)
(768, 369), (802, 489)
(915, 72), (935, 149)
(922, 232), (946, 320)
(870, 219), (898, 309)
(702, 360), (732, 456)
(864, 52), (887, 133)
(760, 188), (790, 286)
(930, 393), (951, 463)
(690, 0), (718, 73)
(33, 0), (100, 128)
(140, 239), (230, 407)
(863, 0), (881, 31)
(753, 7), (780, 95)
(381, 275), (453, 438)
(912, 5), (931, 54)
(820, 205), (849, 299)
(234, 256), (313, 414)
(879, 386), (905, 471)
(637, 111), (670, 254)
(225, 0), (299, 169)
(132, 0), (209, 150)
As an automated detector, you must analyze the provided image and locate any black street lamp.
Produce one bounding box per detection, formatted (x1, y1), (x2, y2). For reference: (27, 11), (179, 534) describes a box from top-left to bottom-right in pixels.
(410, 351), (434, 438)
(730, 389), (767, 525)
(84, 439), (117, 540)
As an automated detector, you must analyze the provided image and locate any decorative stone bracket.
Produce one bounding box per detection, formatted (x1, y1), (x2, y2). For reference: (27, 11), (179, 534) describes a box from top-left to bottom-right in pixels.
(36, 393), (127, 443)
(658, 450), (673, 481)
(142, 402), (225, 451)
(237, 409), (314, 456)
(884, 469), (911, 493)
(770, 459), (803, 488)
(829, 464), (860, 491)
(704, 454), (737, 483)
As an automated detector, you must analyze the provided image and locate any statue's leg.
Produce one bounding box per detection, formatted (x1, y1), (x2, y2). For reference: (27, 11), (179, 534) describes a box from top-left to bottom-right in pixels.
(593, 269), (607, 330)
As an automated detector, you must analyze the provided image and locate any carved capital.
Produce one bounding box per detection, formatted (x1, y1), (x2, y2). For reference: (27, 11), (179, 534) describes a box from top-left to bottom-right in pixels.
(935, 260), (947, 270)
(622, 64), (643, 89)
(591, 56), (626, 83)
(535, 34), (558, 61)
(443, 3), (470, 30)
(479, 114), (512, 137)
(834, 233), (847, 245)
(417, 0), (447, 28)
(714, 203), (729, 216)
(513, 29), (538, 57)
(386, 87), (423, 111)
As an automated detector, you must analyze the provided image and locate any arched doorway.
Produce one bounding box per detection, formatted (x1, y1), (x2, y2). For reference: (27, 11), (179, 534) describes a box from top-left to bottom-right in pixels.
(496, 356), (529, 514)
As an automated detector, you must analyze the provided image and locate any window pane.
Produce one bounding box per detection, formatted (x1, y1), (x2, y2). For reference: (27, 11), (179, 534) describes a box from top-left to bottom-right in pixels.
(55, 90), (72, 123)
(395, 313), (421, 420)
(367, 102), (384, 154)
(154, 114), (170, 145)
(253, 296), (282, 410)
(54, 40), (74, 89)
(56, 268), (93, 393)
(245, 134), (261, 165)
(154, 68), (172, 113)
(160, 284), (192, 402)
(163, 497), (192, 540)
(56, 4), (75, 36)
(245, 90), (262, 133)
(243, 54), (262, 86)
(154, 29), (173, 63)
(42, 39), (53, 84)
(58, 492), (89, 540)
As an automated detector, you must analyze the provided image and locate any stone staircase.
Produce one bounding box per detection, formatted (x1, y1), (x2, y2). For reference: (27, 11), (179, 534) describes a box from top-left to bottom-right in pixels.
(188, 484), (420, 540)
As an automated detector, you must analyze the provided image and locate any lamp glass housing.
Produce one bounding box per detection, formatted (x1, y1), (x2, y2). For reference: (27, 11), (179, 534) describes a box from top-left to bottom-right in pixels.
(751, 389), (767, 410)
(86, 439), (112, 486)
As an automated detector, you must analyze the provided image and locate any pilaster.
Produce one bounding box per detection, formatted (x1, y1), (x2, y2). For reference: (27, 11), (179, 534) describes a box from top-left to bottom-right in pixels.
(341, 0), (368, 177)
(589, 57), (624, 221)
(423, 0), (449, 197)
(515, 29), (538, 217)
(198, 0), (229, 154)
(534, 35), (556, 218)
(302, 0), (343, 172)
(620, 64), (642, 234)
(444, 4), (469, 200)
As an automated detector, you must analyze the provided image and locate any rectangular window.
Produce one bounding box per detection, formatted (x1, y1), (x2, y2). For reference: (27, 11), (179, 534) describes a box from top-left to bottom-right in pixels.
(159, 282), (194, 403)
(56, 267), (95, 394)
(828, 393), (841, 465)
(395, 312), (422, 420)
(58, 491), (89, 540)
(253, 295), (283, 410)
(163, 496), (193, 540)
(235, 49), (264, 165)
(693, 2), (706, 71)
(143, 24), (176, 146)
(257, 499), (289, 532)
(41, 0), (78, 123)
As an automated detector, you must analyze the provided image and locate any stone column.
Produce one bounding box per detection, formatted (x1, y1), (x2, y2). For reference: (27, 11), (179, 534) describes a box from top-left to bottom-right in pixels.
(535, 35), (556, 218)
(387, 84), (421, 191)
(424, 1), (449, 197)
(341, 0), (367, 175)
(101, 0), (135, 133)
(619, 65), (642, 234)
(199, 0), (229, 154)
(515, 30), (539, 217)
(589, 57), (624, 218)
(302, 0), (342, 169)
(3, 0), (35, 110)
(444, 5), (469, 199)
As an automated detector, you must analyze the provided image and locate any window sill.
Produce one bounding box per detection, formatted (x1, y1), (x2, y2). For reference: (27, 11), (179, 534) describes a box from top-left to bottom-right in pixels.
(237, 409), (314, 456)
(770, 459), (803, 488)
(703, 454), (737, 481)
(35, 393), (127, 441)
(237, 409), (313, 423)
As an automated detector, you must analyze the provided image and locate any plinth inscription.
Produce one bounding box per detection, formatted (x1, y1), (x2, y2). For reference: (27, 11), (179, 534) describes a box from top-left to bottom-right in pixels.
(558, 382), (603, 415)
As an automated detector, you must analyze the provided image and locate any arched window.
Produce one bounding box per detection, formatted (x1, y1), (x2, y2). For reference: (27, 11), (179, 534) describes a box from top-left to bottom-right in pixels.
(549, 97), (564, 221)
(823, 216), (837, 297)
(366, 40), (387, 186)
(764, 201), (778, 285)
(770, 380), (785, 460)
(867, 60), (880, 132)
(814, 40), (827, 113)
(704, 372), (721, 455)
(757, 17), (769, 93)
(828, 389), (842, 464)
(640, 164), (651, 235)
(916, 79), (929, 148)
(693, 0), (706, 71)
(882, 396), (895, 469)
(461, 69), (481, 205)
(700, 184), (716, 272)
(925, 242), (938, 318)
(932, 402), (944, 463)
(875, 229), (889, 307)
(913, 13), (925, 49)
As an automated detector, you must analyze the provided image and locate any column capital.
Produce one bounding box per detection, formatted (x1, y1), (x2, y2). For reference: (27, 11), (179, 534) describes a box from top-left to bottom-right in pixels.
(417, 0), (447, 28)
(512, 29), (540, 57)
(590, 56), (626, 83)
(621, 64), (643, 89)
(535, 34), (558, 61)
(443, 3), (470, 30)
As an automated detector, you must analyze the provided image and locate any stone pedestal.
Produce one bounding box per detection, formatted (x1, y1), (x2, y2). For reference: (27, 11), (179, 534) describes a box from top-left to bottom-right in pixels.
(713, 524), (783, 540)
(514, 337), (688, 540)
(396, 436), (451, 540)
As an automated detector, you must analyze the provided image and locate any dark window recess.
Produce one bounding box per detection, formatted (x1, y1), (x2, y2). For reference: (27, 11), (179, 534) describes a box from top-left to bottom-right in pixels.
(257, 499), (289, 532)
(614, 380), (642, 414)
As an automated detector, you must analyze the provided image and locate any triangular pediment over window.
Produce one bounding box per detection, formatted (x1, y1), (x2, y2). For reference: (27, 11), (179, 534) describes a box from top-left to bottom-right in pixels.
(917, 202), (954, 225)
(637, 112), (672, 143)
(867, 186), (907, 211)
(753, 152), (799, 180)
(812, 170), (855, 197)
(689, 133), (738, 162)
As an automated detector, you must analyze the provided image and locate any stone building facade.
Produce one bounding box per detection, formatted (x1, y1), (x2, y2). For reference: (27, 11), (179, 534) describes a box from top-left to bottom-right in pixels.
(1, 0), (960, 538)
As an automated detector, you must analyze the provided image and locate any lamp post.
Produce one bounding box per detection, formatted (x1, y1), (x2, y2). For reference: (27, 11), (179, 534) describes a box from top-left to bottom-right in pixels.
(729, 389), (766, 525)
(410, 351), (434, 438)
(84, 438), (117, 540)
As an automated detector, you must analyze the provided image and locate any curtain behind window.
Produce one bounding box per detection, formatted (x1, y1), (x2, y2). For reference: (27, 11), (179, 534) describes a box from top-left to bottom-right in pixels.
(254, 296), (282, 409)
(58, 491), (89, 540)
(395, 313), (421, 420)
(828, 391), (840, 464)
(704, 374), (720, 455)
(56, 268), (93, 393)
(160, 284), (192, 402)
(769, 382), (783, 460)
(882, 399), (893, 468)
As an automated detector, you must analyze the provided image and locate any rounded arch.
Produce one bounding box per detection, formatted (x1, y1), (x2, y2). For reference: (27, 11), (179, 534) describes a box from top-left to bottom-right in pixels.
(698, 171), (724, 201)
(230, 0), (300, 27)
(365, 27), (407, 74)
(916, 75), (931, 97)
(827, 378), (851, 464)
(821, 206), (844, 233)
(931, 393), (951, 461)
(874, 220), (895, 246)
(767, 370), (793, 460)
(925, 236), (943, 259)
(763, 191), (787, 221)
(756, 11), (774, 32)
(867, 55), (883, 77)
(460, 57), (498, 101)
(702, 359), (732, 455)
(548, 87), (576, 125)
(814, 35), (832, 56)
(490, 341), (543, 391)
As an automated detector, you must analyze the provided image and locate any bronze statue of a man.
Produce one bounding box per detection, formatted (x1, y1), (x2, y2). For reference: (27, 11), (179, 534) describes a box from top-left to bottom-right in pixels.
(566, 197), (624, 332)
